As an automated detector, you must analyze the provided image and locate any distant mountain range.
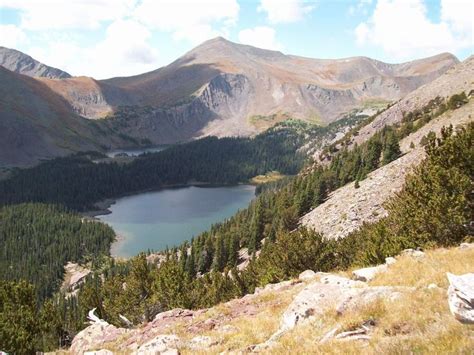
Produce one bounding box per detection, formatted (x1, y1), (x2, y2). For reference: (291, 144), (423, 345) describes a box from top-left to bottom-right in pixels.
(0, 37), (460, 166)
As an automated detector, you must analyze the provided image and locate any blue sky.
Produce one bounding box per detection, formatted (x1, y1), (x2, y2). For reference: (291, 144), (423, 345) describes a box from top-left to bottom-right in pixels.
(0, 0), (472, 79)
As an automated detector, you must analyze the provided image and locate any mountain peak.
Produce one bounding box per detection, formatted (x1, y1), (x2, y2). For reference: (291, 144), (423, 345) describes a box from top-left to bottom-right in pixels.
(185, 36), (286, 64)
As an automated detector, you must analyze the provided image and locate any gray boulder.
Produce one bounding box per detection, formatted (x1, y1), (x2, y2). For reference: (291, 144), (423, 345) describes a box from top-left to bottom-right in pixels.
(70, 321), (128, 354)
(254, 274), (402, 350)
(352, 264), (388, 282)
(188, 335), (218, 350)
(401, 249), (425, 258)
(134, 334), (180, 355)
(447, 272), (474, 324)
(298, 270), (317, 281)
(459, 242), (474, 250)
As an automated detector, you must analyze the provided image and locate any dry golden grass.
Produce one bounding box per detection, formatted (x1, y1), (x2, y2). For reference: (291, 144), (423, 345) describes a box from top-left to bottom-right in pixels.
(179, 282), (304, 354)
(370, 246), (474, 288)
(269, 245), (474, 354)
(250, 171), (285, 185)
(71, 246), (474, 354)
(182, 245), (474, 354)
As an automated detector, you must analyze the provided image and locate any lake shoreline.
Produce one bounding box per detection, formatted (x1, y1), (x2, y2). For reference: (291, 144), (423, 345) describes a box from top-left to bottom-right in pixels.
(88, 184), (256, 258)
(110, 233), (126, 259)
(81, 182), (252, 218)
(105, 144), (169, 158)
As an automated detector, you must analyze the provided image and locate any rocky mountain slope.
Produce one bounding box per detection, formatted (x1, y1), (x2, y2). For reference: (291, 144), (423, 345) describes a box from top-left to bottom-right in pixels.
(62, 54), (473, 354)
(64, 38), (458, 143)
(300, 56), (473, 238)
(68, 244), (474, 354)
(0, 67), (126, 167)
(0, 46), (71, 78)
(351, 55), (473, 149)
(301, 100), (473, 238)
(0, 39), (459, 166)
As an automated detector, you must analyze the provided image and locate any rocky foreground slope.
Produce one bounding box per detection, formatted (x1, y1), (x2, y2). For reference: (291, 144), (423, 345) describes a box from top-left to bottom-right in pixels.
(67, 244), (474, 354)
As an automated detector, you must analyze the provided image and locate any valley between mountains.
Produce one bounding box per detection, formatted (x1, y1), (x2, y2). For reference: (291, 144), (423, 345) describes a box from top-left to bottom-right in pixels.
(0, 37), (458, 167)
(0, 38), (472, 354)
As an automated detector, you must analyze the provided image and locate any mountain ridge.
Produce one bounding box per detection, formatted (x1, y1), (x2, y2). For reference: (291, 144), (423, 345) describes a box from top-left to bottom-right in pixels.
(0, 67), (129, 167)
(0, 38), (461, 166)
(0, 46), (71, 79)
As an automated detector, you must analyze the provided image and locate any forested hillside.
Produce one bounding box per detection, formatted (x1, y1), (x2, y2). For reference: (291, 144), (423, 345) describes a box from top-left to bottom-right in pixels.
(0, 93), (470, 353)
(0, 122), (307, 210)
(0, 204), (115, 301)
(0, 118), (362, 211)
(2, 119), (470, 353)
(73, 120), (474, 322)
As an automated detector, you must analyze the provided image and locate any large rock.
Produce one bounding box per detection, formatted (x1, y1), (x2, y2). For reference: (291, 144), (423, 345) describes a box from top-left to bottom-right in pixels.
(134, 334), (180, 355)
(259, 274), (402, 348)
(254, 280), (296, 295)
(282, 281), (399, 329)
(352, 264), (388, 282)
(70, 322), (128, 354)
(299, 270), (317, 281)
(401, 249), (425, 258)
(447, 272), (474, 324)
(335, 286), (402, 314)
(319, 273), (367, 288)
(459, 242), (474, 250)
(188, 335), (218, 350)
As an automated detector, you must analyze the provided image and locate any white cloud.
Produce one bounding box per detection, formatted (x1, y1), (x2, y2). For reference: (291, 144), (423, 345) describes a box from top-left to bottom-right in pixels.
(355, 0), (472, 60)
(0, 0), (136, 30)
(348, 0), (372, 16)
(133, 0), (239, 44)
(258, 0), (315, 24)
(0, 0), (241, 77)
(441, 0), (473, 35)
(0, 24), (26, 48)
(238, 26), (283, 51)
(29, 19), (159, 79)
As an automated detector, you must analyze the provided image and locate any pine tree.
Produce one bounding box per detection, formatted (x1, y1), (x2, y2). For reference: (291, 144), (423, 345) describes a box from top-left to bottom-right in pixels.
(382, 131), (401, 164)
(153, 259), (190, 309)
(185, 246), (196, 277)
(0, 280), (40, 354)
(212, 235), (226, 271)
(127, 253), (154, 321)
(248, 201), (265, 255)
(226, 234), (239, 268)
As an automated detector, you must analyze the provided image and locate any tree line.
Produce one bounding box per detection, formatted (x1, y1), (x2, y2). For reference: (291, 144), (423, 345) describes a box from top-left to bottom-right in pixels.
(4, 120), (469, 353)
(0, 203), (115, 302)
(0, 93), (470, 353)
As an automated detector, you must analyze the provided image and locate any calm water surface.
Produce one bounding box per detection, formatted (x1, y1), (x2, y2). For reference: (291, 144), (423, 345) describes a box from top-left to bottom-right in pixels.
(98, 185), (255, 257)
(106, 145), (168, 158)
